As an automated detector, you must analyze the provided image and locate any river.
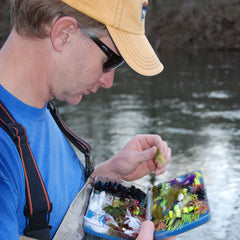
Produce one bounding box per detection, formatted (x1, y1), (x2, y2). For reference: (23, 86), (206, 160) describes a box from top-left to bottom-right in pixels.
(57, 50), (240, 240)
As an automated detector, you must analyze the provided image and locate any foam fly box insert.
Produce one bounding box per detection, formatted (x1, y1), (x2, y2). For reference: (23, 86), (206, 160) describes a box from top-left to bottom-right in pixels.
(84, 170), (211, 240)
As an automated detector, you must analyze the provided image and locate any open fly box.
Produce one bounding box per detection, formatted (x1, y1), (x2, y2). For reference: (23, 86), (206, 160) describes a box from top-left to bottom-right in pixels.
(84, 170), (211, 239)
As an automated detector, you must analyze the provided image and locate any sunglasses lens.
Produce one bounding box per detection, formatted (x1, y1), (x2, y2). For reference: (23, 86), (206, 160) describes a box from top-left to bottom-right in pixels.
(90, 36), (124, 73)
(103, 58), (124, 73)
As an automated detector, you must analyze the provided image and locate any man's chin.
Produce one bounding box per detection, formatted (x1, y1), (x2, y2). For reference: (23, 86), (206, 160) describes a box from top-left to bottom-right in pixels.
(67, 94), (83, 105)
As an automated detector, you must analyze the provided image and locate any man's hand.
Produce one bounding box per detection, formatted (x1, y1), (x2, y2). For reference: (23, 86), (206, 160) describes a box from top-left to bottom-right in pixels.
(136, 221), (154, 240)
(136, 221), (176, 240)
(93, 134), (171, 181)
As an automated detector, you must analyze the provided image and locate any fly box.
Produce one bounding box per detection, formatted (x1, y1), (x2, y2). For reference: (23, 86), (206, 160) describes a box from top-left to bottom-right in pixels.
(84, 170), (211, 239)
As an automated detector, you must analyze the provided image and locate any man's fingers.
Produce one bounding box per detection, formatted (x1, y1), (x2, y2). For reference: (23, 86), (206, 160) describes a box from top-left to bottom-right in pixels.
(136, 221), (154, 240)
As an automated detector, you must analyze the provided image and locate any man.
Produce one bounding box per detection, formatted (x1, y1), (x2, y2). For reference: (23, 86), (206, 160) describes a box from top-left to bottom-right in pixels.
(0, 0), (174, 239)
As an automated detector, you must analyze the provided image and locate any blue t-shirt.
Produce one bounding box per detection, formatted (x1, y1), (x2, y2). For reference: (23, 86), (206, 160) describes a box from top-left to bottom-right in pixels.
(0, 85), (85, 239)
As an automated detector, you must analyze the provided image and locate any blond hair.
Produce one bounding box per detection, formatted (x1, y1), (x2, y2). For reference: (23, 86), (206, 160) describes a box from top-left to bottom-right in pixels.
(10, 0), (106, 38)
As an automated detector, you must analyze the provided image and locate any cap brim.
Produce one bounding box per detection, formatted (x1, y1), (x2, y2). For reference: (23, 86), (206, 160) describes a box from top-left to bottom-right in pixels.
(106, 25), (164, 76)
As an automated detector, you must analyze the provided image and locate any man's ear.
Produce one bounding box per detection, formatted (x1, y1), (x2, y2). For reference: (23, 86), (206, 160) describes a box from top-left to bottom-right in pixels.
(50, 16), (79, 51)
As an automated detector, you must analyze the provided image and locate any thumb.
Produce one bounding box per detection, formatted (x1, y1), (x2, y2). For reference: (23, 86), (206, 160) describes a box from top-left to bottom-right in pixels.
(138, 146), (157, 163)
(136, 221), (154, 240)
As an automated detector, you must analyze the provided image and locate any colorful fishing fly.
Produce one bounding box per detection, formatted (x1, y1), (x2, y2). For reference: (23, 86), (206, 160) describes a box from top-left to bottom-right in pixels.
(84, 172), (210, 240)
(151, 171), (210, 236)
(84, 176), (148, 239)
(155, 148), (167, 166)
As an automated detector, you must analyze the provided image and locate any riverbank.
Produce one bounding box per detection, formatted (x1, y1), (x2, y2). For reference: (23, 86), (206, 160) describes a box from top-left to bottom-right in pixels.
(147, 0), (240, 51)
(0, 0), (240, 50)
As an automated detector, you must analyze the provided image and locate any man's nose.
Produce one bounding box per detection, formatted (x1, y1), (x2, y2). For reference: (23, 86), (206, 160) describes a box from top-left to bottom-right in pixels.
(99, 70), (115, 89)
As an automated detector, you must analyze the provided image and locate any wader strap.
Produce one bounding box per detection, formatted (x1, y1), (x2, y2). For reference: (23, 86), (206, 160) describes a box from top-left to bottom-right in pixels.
(47, 101), (94, 180)
(0, 100), (52, 240)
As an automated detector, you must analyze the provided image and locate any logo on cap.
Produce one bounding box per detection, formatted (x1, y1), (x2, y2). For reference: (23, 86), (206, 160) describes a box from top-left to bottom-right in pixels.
(141, 1), (148, 21)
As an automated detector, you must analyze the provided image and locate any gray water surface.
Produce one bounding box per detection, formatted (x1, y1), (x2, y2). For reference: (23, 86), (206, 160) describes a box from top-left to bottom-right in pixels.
(58, 51), (240, 240)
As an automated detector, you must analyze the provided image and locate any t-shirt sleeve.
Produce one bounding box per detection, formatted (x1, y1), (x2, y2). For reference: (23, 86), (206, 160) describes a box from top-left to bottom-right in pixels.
(0, 176), (20, 239)
(0, 129), (24, 240)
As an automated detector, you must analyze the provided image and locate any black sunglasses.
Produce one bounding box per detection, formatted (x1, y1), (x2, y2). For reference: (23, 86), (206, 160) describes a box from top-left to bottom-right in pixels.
(90, 36), (124, 73)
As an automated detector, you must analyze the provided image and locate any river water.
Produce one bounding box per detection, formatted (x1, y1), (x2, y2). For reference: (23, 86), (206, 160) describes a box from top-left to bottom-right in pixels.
(57, 51), (240, 240)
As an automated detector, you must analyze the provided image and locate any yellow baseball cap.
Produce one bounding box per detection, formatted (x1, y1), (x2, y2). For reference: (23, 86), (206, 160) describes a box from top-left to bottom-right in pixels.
(61, 0), (164, 76)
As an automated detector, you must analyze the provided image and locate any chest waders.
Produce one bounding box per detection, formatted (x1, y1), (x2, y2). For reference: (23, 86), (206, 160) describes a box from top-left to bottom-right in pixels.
(0, 100), (94, 240)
